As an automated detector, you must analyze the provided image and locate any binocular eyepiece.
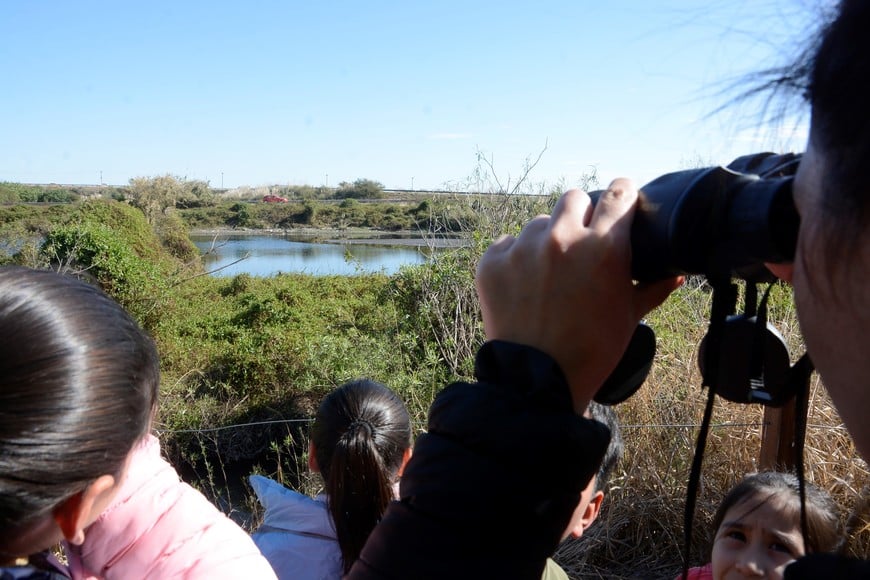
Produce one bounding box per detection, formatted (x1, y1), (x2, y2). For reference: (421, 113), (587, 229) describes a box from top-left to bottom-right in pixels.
(590, 152), (801, 283)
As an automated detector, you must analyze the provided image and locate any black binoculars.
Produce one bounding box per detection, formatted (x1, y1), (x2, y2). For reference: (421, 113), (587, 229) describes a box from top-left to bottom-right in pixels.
(591, 152), (803, 406)
(590, 151), (801, 283)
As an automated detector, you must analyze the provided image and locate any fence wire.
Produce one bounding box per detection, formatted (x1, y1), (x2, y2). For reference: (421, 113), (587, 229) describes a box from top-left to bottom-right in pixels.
(156, 418), (849, 435)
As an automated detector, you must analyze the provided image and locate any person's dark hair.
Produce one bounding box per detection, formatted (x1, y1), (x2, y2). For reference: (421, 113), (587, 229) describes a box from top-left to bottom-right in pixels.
(710, 471), (843, 556)
(311, 378), (412, 573)
(805, 0), (870, 234)
(587, 401), (623, 493)
(749, 0), (870, 252)
(0, 267), (159, 539)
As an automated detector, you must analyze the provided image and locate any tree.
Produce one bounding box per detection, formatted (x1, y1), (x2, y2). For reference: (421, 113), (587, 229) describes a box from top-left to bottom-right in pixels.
(176, 179), (215, 208)
(127, 175), (215, 223)
(229, 202), (251, 228)
(334, 178), (385, 200)
(127, 175), (185, 224)
(300, 202), (317, 225)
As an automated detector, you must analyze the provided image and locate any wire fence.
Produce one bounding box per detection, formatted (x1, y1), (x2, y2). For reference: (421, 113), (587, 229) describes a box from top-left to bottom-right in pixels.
(156, 417), (852, 435)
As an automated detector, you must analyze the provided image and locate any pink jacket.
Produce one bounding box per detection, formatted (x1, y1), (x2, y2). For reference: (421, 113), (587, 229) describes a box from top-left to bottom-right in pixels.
(676, 563), (713, 580)
(64, 435), (276, 579)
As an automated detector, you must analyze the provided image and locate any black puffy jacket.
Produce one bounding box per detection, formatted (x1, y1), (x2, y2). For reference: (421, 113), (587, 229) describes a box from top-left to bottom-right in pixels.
(349, 341), (611, 580)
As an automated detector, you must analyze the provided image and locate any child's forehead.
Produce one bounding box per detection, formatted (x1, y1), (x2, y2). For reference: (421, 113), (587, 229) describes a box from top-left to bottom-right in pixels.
(726, 489), (800, 524)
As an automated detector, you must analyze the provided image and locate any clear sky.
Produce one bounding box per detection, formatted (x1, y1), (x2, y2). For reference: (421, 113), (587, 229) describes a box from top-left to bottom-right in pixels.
(1, 1), (823, 190)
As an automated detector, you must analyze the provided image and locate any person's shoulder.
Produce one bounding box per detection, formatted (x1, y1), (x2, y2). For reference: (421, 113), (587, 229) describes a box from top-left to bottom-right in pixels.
(675, 563), (713, 580)
(0, 566), (69, 580)
(541, 558), (570, 580)
(786, 554), (870, 579)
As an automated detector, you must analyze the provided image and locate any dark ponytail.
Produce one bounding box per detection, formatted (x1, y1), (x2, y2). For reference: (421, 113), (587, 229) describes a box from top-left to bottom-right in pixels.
(311, 379), (412, 573)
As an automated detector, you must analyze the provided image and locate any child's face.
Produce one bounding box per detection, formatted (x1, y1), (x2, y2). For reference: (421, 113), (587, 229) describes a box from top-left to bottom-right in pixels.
(710, 493), (805, 580)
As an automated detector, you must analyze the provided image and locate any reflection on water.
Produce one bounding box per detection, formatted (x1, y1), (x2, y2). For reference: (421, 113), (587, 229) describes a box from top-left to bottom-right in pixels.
(190, 233), (437, 277)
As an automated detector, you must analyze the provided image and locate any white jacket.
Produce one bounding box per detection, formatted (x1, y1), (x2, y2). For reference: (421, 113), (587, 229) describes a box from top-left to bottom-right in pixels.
(249, 475), (343, 580)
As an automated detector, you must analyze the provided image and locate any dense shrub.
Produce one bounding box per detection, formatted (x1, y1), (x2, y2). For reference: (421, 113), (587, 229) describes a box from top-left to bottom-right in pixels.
(174, 204), (235, 228)
(38, 188), (78, 202)
(0, 185), (18, 203)
(334, 178), (385, 200)
(156, 213), (201, 263)
(41, 223), (164, 320)
(128, 175), (215, 223)
(0, 182), (43, 202)
(6, 199), (190, 327)
(0, 182), (78, 203)
(229, 202), (252, 228)
(389, 249), (480, 381)
(300, 202), (317, 225)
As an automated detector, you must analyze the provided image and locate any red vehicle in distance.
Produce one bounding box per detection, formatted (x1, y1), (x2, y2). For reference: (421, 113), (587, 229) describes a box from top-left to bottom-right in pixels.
(262, 194), (288, 203)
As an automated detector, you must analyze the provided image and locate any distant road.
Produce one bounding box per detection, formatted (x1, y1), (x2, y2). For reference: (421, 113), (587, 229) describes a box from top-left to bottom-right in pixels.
(382, 188), (473, 195)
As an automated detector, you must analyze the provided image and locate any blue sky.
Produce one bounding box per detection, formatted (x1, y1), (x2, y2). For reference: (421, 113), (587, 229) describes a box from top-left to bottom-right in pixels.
(1, 1), (821, 190)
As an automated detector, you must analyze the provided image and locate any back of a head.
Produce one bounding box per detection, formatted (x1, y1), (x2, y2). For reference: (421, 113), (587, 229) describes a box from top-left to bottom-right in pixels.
(587, 402), (624, 493)
(311, 379), (412, 573)
(0, 267), (159, 552)
(711, 471), (842, 555)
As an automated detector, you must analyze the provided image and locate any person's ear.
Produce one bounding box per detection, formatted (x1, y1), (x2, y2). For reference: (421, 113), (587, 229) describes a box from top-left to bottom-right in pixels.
(396, 447), (413, 477)
(568, 491), (605, 539)
(765, 262), (794, 283)
(308, 441), (320, 474)
(52, 475), (116, 545)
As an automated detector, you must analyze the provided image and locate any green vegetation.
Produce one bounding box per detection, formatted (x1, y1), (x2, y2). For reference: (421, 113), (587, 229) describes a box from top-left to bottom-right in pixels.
(0, 175), (483, 234)
(335, 178), (385, 199)
(0, 194), (466, 483)
(125, 174), (215, 224)
(176, 197), (474, 232)
(0, 181), (80, 203)
(0, 180), (866, 577)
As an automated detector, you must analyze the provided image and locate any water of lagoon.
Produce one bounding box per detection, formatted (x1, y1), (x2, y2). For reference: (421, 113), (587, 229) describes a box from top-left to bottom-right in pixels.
(190, 232), (439, 277)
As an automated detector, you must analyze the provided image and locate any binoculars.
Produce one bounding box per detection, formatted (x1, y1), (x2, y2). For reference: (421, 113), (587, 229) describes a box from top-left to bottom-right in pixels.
(591, 152), (802, 405)
(590, 152), (801, 283)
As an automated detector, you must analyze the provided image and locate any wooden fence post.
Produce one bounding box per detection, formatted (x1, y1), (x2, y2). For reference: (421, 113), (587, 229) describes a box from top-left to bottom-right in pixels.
(758, 385), (810, 470)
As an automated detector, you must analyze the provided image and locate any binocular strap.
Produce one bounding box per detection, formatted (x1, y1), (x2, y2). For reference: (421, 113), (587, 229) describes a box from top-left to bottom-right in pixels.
(680, 282), (815, 580)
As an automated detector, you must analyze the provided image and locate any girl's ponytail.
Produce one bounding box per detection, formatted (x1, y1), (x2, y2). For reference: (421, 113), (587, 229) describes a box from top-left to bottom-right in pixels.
(311, 379), (412, 573)
(324, 419), (394, 572)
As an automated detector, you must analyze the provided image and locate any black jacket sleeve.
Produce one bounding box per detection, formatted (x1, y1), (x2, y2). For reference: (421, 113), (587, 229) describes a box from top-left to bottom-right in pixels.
(785, 553), (870, 579)
(348, 341), (611, 580)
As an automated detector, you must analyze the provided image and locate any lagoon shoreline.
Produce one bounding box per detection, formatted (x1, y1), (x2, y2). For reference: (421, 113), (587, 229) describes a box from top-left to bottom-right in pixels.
(189, 227), (468, 248)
